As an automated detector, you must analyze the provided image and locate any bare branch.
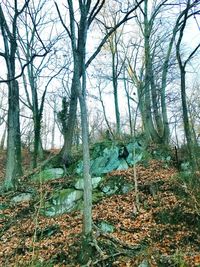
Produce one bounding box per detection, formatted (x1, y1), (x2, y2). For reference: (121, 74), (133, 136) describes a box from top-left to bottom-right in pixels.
(88, 0), (105, 26)
(86, 0), (145, 69)
(16, 0), (30, 17)
(27, 3), (48, 52)
(184, 43), (200, 67)
(0, 50), (50, 83)
(39, 66), (65, 115)
(0, 51), (6, 58)
(54, 1), (71, 39)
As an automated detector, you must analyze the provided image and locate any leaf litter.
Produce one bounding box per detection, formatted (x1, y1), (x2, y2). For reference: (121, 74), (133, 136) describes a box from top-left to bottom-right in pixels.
(0, 159), (199, 266)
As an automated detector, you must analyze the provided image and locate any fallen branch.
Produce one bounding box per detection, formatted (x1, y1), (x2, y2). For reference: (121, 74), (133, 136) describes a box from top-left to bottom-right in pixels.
(119, 226), (135, 233)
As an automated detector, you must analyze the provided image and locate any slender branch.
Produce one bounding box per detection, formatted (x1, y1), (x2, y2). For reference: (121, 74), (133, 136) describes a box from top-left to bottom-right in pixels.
(0, 50), (50, 83)
(39, 66), (64, 115)
(135, 0), (145, 16)
(19, 96), (32, 110)
(16, 0), (30, 17)
(149, 0), (168, 31)
(86, 0), (144, 69)
(88, 0), (105, 26)
(54, 1), (71, 39)
(27, 3), (48, 52)
(184, 43), (200, 67)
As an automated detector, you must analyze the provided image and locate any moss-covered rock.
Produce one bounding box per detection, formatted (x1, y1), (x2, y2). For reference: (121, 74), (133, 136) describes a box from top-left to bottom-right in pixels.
(74, 176), (103, 190)
(41, 189), (83, 217)
(76, 142), (143, 176)
(32, 168), (64, 183)
(11, 193), (33, 203)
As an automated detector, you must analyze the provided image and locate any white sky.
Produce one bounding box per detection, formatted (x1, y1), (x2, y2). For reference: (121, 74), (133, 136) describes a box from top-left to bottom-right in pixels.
(0, 0), (200, 147)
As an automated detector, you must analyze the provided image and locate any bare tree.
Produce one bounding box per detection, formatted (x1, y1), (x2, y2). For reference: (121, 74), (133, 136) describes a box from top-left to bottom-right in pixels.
(175, 0), (200, 169)
(18, 0), (63, 167)
(97, 3), (127, 136)
(0, 1), (30, 189)
(55, 0), (144, 263)
(129, 0), (177, 144)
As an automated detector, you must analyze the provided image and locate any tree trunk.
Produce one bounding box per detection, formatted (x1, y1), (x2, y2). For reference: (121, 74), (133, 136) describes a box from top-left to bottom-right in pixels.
(38, 138), (44, 159)
(112, 52), (121, 136)
(98, 85), (113, 138)
(180, 67), (197, 169)
(150, 73), (163, 136)
(60, 86), (78, 165)
(0, 125), (6, 150)
(160, 37), (175, 144)
(123, 70), (133, 136)
(79, 94), (92, 237)
(51, 108), (56, 149)
(32, 114), (41, 168)
(143, 0), (163, 144)
(5, 80), (22, 190)
(175, 0), (199, 170)
(137, 83), (151, 141)
(0, 3), (24, 190)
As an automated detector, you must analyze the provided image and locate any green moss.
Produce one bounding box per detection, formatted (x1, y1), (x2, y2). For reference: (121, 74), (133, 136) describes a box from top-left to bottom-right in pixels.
(31, 168), (64, 183)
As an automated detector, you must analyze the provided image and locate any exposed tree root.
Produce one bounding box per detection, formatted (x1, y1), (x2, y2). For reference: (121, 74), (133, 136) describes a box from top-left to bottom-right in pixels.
(85, 224), (143, 266)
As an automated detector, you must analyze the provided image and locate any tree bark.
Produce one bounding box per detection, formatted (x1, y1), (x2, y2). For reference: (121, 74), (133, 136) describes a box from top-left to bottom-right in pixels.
(5, 80), (22, 189)
(112, 46), (121, 136)
(143, 0), (161, 143)
(0, 2), (25, 189)
(175, 0), (200, 170)
(180, 67), (197, 169)
(0, 125), (6, 150)
(60, 85), (78, 165)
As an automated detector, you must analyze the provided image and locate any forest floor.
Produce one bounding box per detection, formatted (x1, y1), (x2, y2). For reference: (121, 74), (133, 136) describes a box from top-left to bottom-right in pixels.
(0, 150), (200, 267)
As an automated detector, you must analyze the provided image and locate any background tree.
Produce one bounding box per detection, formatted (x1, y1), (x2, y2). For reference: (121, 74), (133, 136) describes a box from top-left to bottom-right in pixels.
(187, 81), (200, 143)
(88, 77), (114, 139)
(98, 4), (127, 137)
(131, 0), (178, 144)
(18, 0), (63, 167)
(0, 0), (30, 189)
(175, 0), (200, 169)
(0, 86), (7, 150)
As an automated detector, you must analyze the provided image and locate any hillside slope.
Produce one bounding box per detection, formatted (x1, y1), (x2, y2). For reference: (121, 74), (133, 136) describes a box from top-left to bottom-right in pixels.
(0, 160), (199, 266)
